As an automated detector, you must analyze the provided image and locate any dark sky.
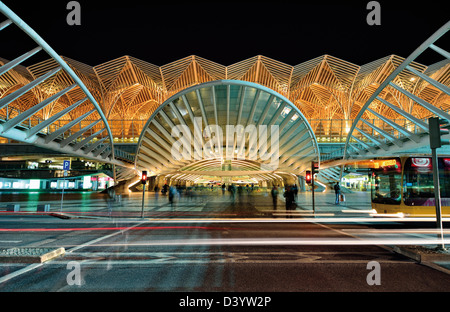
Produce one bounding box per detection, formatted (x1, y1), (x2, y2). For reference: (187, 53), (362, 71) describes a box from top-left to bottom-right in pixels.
(1, 0), (449, 67)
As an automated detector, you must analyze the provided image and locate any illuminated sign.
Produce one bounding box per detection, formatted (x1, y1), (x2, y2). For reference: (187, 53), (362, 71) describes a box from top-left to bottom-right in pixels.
(411, 158), (431, 167)
(83, 176), (92, 189)
(443, 158), (450, 168)
(372, 159), (397, 169)
(29, 180), (40, 189)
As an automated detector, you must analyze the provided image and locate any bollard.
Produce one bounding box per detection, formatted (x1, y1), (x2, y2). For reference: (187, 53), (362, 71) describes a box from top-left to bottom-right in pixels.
(6, 204), (20, 212)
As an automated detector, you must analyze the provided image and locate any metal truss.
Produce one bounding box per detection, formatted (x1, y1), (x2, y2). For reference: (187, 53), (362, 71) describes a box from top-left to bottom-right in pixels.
(57, 53), (449, 151)
(134, 80), (320, 183)
(0, 2), (123, 166)
(3, 35), (448, 165)
(343, 21), (450, 161)
(2, 2), (449, 185)
(94, 54), (365, 125)
(316, 166), (342, 184)
(7, 52), (434, 146)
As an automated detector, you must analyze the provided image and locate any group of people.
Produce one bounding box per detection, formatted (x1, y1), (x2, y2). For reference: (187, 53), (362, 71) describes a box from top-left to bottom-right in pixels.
(269, 182), (342, 212)
(224, 183), (253, 203)
(151, 181), (343, 212)
(220, 183), (256, 195)
(154, 183), (178, 208)
(271, 184), (299, 211)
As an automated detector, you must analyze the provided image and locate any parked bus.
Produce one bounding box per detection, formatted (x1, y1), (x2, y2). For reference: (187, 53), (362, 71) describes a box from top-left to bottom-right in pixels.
(371, 156), (450, 217)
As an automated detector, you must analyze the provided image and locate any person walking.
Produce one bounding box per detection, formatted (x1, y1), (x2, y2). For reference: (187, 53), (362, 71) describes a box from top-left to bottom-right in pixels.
(169, 185), (176, 210)
(334, 182), (341, 205)
(293, 184), (298, 200)
(154, 185), (160, 201)
(271, 185), (279, 210)
(162, 183), (168, 195)
(229, 184), (236, 203)
(283, 185), (295, 217)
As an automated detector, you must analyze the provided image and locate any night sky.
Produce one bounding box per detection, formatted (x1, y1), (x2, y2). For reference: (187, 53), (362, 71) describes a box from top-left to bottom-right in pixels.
(1, 0), (449, 67)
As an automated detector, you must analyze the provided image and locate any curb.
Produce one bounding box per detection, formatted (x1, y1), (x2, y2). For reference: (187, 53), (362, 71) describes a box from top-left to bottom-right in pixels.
(392, 245), (450, 275)
(392, 245), (450, 263)
(49, 213), (109, 220)
(0, 247), (65, 263)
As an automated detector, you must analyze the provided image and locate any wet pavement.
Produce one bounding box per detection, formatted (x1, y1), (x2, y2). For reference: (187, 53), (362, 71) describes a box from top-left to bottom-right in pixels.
(0, 188), (373, 219)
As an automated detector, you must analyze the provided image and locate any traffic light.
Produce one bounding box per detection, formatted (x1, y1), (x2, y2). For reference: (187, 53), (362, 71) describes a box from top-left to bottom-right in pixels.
(429, 117), (450, 149)
(312, 161), (319, 176)
(305, 170), (312, 184)
(141, 170), (148, 185)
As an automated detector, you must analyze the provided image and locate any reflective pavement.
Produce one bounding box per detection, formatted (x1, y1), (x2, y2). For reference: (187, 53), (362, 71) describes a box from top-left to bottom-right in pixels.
(0, 188), (372, 219)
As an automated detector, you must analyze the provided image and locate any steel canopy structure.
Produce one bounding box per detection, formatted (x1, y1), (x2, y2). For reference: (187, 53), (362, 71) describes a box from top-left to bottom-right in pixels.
(134, 80), (319, 184)
(0, 2), (122, 168)
(318, 21), (450, 185)
(4, 53), (448, 150)
(1, 1), (449, 186)
(343, 21), (450, 161)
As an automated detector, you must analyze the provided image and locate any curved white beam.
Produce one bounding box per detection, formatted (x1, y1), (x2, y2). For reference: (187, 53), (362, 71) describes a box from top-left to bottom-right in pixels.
(135, 80), (320, 179)
(0, 2), (120, 166)
(343, 21), (450, 160)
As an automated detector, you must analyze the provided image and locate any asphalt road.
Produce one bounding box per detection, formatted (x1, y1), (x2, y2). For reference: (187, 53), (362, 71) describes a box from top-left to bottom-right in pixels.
(0, 215), (449, 294)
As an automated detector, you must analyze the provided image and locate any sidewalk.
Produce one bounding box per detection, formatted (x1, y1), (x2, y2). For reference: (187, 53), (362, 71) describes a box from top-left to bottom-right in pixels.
(392, 245), (450, 275)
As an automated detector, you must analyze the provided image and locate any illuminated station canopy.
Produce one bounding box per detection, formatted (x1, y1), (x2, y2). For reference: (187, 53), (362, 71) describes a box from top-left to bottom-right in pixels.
(1, 0), (449, 186)
(134, 80), (319, 184)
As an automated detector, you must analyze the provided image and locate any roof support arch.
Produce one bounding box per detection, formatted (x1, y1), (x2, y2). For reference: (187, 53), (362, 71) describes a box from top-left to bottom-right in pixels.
(135, 80), (320, 180)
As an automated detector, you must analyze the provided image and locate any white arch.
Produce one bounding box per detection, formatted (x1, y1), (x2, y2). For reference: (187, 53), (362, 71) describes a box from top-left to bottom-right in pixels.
(343, 21), (450, 162)
(0, 2), (125, 167)
(135, 80), (320, 179)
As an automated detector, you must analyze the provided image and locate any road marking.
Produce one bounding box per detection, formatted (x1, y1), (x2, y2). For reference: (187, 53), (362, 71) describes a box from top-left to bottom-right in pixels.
(0, 220), (148, 284)
(42, 251), (410, 265)
(0, 263), (43, 284)
(26, 238), (57, 247)
(65, 220), (148, 253)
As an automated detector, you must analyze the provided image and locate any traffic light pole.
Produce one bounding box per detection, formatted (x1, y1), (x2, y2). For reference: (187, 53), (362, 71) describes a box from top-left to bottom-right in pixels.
(429, 117), (446, 250)
(431, 147), (445, 250)
(141, 171), (148, 218)
(141, 183), (146, 218)
(311, 161), (318, 214)
(311, 169), (315, 214)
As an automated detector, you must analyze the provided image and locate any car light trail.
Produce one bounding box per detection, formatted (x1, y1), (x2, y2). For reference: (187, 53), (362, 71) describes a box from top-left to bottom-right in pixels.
(0, 226), (229, 232)
(341, 228), (450, 234)
(136, 217), (450, 223)
(68, 237), (450, 247)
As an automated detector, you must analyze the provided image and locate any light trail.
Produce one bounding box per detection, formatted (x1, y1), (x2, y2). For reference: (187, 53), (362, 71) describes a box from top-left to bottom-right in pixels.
(341, 228), (450, 234)
(0, 225), (230, 232)
(59, 237), (450, 247)
(341, 209), (377, 214)
(136, 217), (449, 223)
